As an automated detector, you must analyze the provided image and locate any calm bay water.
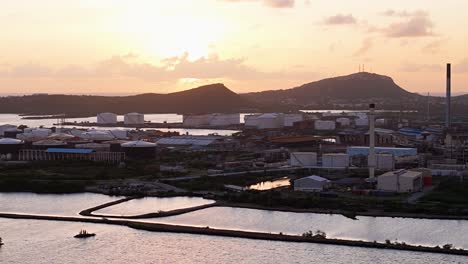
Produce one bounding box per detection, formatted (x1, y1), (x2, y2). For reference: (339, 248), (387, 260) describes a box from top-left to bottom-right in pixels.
(0, 218), (465, 264)
(0, 114), (240, 136)
(94, 196), (215, 216)
(0, 192), (467, 263)
(148, 207), (468, 249)
(0, 192), (122, 216)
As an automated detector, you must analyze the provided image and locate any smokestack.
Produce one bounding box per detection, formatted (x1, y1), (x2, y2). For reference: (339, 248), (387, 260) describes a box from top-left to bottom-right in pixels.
(445, 63), (451, 128)
(368, 103), (376, 180)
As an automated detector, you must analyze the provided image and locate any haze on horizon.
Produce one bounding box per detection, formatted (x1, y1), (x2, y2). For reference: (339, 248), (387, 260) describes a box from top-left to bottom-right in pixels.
(1, 0), (468, 95)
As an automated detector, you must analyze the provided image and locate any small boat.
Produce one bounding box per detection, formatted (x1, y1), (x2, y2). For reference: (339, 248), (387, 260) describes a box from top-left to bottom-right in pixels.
(0, 237), (4, 246)
(74, 229), (96, 238)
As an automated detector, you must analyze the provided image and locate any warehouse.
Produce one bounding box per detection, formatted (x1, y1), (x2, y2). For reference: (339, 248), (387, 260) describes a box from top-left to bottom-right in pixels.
(294, 175), (331, 192)
(377, 169), (423, 193)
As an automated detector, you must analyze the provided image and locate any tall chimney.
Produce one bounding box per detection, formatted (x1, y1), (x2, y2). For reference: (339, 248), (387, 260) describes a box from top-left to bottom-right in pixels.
(445, 63), (451, 128)
(368, 103), (376, 180)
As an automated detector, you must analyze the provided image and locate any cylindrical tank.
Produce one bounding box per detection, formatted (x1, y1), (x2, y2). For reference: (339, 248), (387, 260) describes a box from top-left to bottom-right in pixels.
(97, 112), (118, 124)
(121, 141), (156, 159)
(32, 139), (68, 150)
(0, 138), (24, 157)
(124, 113), (145, 125)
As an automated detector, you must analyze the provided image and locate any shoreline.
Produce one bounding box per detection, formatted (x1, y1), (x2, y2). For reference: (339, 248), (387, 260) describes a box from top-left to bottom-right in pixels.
(0, 212), (466, 256)
(77, 194), (468, 221)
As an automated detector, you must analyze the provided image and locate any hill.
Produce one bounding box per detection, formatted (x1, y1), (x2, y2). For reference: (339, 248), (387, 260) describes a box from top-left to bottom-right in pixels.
(0, 84), (251, 115)
(242, 72), (421, 108)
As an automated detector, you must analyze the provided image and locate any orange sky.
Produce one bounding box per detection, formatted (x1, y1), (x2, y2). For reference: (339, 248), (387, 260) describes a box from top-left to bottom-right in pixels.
(1, 0), (468, 95)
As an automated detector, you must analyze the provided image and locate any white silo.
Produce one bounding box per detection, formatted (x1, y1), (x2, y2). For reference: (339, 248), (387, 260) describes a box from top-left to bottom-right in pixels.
(209, 114), (241, 126)
(124, 113), (145, 125)
(97, 112), (118, 124)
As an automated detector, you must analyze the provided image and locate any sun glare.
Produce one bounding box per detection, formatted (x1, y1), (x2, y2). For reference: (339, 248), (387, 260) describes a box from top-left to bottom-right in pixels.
(118, 4), (226, 61)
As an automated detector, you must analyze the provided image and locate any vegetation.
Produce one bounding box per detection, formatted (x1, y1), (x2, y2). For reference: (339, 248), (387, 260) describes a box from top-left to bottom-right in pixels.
(421, 179), (468, 205)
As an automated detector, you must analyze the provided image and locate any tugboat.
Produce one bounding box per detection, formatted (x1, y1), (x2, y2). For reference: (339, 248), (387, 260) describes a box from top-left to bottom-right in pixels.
(74, 229), (96, 238)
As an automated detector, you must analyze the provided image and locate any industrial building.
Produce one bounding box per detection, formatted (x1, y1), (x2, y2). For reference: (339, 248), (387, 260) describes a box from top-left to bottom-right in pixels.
(377, 169), (423, 193)
(347, 147), (417, 157)
(294, 175), (331, 192)
(124, 113), (145, 125)
(156, 135), (238, 151)
(97, 112), (118, 124)
(322, 153), (349, 168)
(314, 120), (336, 131)
(290, 152), (317, 167)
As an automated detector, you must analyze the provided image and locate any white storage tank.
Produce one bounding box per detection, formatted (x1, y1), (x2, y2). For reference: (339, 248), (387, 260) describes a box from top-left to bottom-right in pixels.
(183, 114), (212, 127)
(0, 125), (18, 137)
(209, 114), (240, 126)
(355, 118), (369, 127)
(290, 152), (317, 167)
(244, 114), (260, 127)
(322, 153), (349, 168)
(314, 120), (336, 130)
(124, 113), (145, 125)
(336, 117), (351, 127)
(257, 113), (284, 129)
(97, 112), (117, 124)
(81, 130), (115, 141)
(283, 113), (304, 127)
(109, 129), (129, 139)
(376, 154), (395, 170)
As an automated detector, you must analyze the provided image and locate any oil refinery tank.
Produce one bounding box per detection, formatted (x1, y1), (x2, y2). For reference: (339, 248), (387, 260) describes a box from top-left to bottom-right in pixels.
(0, 138), (24, 159)
(283, 113), (304, 127)
(32, 139), (68, 150)
(124, 113), (145, 125)
(322, 153), (349, 168)
(121, 141), (156, 159)
(290, 152), (317, 167)
(209, 114), (241, 126)
(81, 130), (115, 142)
(256, 113), (284, 129)
(97, 112), (118, 124)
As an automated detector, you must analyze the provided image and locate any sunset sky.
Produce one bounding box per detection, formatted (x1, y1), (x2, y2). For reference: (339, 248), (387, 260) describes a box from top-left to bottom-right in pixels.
(1, 0), (468, 95)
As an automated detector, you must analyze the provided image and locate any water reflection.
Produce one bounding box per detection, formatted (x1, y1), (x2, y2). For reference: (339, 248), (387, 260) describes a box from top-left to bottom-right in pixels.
(247, 177), (291, 191)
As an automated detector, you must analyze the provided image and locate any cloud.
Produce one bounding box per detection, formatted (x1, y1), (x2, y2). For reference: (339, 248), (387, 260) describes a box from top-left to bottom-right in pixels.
(380, 11), (435, 38)
(422, 38), (446, 54)
(323, 14), (357, 25)
(222, 0), (295, 8)
(354, 38), (373, 57)
(0, 53), (318, 83)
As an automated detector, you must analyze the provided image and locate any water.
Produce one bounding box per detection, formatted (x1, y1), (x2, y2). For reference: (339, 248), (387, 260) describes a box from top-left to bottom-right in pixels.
(0, 114), (239, 136)
(0, 192), (122, 216)
(1, 192), (467, 250)
(0, 218), (466, 264)
(94, 197), (215, 216)
(150, 207), (468, 249)
(247, 177), (291, 191)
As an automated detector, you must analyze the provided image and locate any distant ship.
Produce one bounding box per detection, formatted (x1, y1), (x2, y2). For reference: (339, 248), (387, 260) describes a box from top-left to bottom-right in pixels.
(0, 237), (4, 246)
(74, 230), (95, 238)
